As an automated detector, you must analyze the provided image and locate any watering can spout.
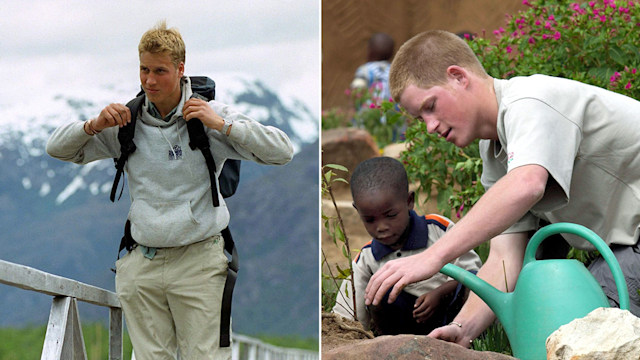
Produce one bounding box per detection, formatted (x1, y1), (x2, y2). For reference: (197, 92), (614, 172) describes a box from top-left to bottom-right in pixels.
(440, 263), (512, 321)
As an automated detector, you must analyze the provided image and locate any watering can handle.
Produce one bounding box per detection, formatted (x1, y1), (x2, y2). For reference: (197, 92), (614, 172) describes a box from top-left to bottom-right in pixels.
(523, 222), (629, 310)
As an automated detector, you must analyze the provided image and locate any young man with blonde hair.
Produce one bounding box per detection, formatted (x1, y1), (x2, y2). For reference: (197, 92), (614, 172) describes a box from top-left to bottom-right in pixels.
(365, 29), (640, 347)
(47, 21), (293, 359)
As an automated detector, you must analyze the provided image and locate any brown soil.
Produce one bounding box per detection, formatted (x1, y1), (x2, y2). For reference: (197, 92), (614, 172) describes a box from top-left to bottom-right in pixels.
(321, 312), (374, 352)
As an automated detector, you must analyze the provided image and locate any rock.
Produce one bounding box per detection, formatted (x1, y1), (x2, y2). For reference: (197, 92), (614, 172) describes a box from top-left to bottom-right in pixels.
(546, 307), (640, 359)
(323, 333), (516, 360)
(321, 127), (379, 194)
(382, 142), (409, 159)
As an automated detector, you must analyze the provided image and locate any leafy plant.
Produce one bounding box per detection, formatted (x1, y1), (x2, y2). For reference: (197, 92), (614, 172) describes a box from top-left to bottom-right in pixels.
(321, 163), (358, 319)
(321, 107), (353, 130)
(400, 119), (484, 219)
(467, 0), (640, 97)
(322, 86), (408, 149)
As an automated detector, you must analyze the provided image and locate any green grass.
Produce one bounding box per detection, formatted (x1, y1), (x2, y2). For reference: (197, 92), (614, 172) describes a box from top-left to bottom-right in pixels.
(0, 323), (133, 360)
(0, 324), (317, 359)
(256, 334), (319, 351)
(471, 321), (512, 355)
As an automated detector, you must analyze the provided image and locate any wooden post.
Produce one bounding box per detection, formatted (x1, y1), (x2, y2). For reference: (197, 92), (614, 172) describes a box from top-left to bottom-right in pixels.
(109, 307), (123, 360)
(41, 296), (87, 360)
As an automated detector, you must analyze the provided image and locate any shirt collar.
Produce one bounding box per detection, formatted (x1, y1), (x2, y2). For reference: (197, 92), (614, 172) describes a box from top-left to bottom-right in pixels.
(370, 210), (429, 261)
(146, 101), (179, 122)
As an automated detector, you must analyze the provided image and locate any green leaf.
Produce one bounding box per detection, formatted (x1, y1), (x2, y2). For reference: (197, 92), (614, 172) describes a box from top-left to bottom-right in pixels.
(436, 188), (453, 213)
(609, 46), (627, 67)
(324, 164), (349, 173)
(341, 244), (349, 258)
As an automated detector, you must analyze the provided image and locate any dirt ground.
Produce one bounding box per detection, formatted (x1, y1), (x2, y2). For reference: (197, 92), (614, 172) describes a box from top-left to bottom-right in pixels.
(321, 312), (373, 352)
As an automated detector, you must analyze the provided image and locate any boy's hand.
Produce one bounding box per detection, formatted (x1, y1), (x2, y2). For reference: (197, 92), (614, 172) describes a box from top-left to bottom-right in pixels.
(183, 98), (224, 131)
(96, 103), (131, 130)
(413, 292), (441, 323)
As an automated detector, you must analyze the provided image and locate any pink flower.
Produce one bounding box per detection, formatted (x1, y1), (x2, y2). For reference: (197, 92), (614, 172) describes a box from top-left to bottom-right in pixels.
(625, 81), (632, 90)
(523, 0), (531, 6)
(599, 14), (607, 22)
(549, 15), (555, 21)
(571, 3), (587, 14)
(589, 1), (596, 7)
(544, 21), (552, 29)
(632, 68), (637, 74)
(542, 34), (549, 39)
(553, 31), (561, 40)
(610, 72), (621, 83)
(464, 33), (471, 39)
(535, 19), (542, 26)
(369, 103), (377, 109)
(506, 45), (513, 53)
(528, 37), (536, 44)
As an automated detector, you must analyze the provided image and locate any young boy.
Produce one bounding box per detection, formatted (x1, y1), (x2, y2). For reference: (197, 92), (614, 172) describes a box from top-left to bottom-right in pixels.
(333, 156), (481, 335)
(350, 32), (395, 102)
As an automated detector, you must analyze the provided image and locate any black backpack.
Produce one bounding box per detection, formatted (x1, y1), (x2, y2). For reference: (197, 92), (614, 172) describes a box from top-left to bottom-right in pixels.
(111, 76), (238, 347)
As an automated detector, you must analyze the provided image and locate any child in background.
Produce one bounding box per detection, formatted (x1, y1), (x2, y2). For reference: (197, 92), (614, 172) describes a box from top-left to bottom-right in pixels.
(333, 156), (481, 335)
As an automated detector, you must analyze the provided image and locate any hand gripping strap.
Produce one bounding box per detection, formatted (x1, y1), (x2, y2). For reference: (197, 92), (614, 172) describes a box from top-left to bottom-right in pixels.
(110, 95), (143, 202)
(185, 108), (220, 207)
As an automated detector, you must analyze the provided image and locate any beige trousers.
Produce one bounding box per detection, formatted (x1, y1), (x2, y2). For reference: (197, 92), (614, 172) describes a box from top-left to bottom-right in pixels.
(115, 235), (231, 360)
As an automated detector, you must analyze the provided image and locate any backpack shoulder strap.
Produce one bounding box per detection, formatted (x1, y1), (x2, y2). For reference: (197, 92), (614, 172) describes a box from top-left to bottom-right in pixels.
(110, 94), (144, 202)
(185, 100), (220, 207)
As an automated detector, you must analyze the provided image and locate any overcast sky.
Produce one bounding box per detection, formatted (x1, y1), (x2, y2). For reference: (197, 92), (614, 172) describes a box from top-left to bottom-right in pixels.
(0, 0), (320, 114)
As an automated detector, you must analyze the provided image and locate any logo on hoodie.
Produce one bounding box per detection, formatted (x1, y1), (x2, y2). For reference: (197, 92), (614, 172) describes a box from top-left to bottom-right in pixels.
(169, 145), (183, 160)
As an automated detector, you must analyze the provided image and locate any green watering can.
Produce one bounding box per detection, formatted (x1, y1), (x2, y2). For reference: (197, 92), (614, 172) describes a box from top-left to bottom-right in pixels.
(440, 223), (629, 360)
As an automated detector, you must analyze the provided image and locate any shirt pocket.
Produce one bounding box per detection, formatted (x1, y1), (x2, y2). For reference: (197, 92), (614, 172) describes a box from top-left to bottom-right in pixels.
(129, 198), (199, 244)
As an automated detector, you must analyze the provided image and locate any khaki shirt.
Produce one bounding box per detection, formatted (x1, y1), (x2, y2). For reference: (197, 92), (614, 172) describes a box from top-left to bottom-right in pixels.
(481, 75), (640, 248)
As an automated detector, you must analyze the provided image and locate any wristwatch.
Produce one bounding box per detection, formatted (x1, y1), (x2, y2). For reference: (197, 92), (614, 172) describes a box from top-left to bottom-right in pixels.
(221, 118), (233, 136)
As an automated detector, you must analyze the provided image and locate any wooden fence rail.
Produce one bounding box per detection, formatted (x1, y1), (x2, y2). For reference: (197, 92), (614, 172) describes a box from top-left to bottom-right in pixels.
(0, 259), (317, 360)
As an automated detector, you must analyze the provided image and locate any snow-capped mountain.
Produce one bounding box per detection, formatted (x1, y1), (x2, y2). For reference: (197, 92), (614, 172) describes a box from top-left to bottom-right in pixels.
(0, 75), (319, 338)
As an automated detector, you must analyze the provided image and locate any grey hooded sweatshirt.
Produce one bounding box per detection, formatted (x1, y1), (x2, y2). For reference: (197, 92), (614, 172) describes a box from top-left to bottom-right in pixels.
(47, 77), (294, 248)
